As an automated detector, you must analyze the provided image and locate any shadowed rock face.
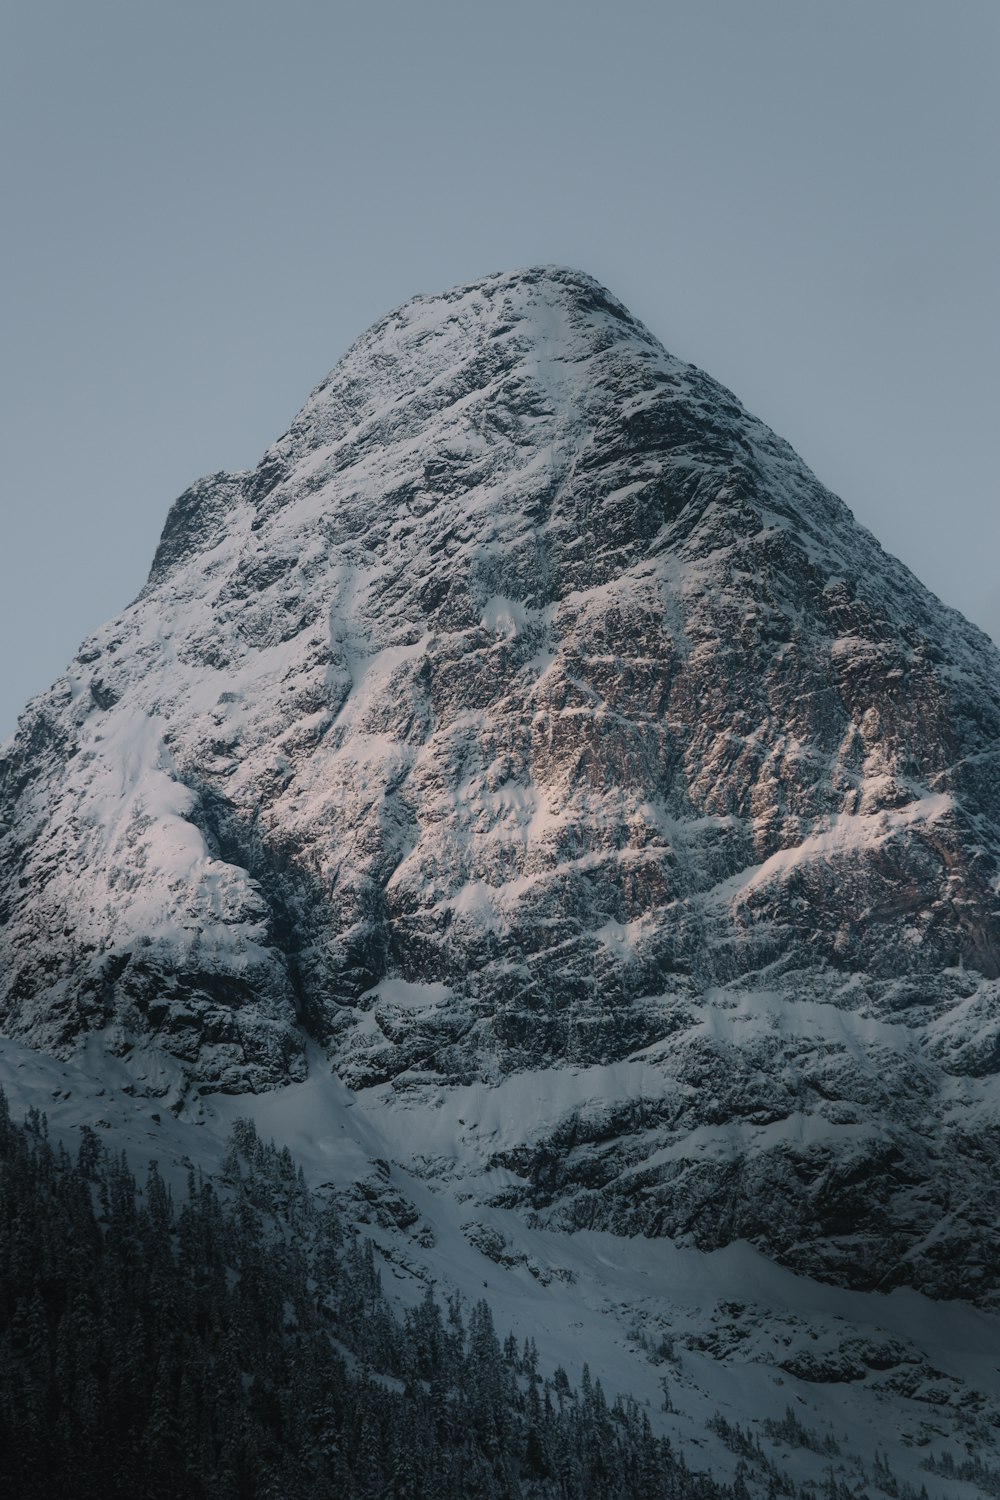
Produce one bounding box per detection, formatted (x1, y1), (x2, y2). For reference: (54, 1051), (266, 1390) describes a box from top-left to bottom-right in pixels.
(3, 266), (1000, 1296)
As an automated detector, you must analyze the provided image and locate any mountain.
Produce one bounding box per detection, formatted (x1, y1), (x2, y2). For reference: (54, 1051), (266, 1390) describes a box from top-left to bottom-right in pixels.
(3, 265), (1000, 1320)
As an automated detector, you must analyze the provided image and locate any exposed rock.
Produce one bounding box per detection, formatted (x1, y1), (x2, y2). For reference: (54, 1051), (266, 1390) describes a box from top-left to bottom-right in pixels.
(3, 266), (1000, 1297)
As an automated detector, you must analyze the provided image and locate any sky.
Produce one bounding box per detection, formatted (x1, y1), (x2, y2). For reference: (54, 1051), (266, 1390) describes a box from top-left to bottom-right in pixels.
(0, 0), (997, 738)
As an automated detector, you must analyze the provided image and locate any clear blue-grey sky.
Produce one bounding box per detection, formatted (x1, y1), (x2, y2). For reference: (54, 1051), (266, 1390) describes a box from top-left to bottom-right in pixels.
(1, 0), (997, 738)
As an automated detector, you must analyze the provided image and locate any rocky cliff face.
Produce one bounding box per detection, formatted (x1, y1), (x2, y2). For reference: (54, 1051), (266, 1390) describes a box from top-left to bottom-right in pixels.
(3, 266), (1000, 1300)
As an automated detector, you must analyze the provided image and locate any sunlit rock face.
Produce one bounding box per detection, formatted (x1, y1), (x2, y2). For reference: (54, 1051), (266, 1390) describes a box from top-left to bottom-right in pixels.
(3, 266), (1000, 1297)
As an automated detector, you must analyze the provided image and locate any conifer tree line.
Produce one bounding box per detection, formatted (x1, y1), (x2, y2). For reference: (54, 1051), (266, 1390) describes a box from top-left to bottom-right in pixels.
(0, 1089), (921, 1499)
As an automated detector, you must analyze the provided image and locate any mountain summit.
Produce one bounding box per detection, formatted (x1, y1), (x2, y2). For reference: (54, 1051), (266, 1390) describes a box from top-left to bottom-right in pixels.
(3, 266), (1000, 1299)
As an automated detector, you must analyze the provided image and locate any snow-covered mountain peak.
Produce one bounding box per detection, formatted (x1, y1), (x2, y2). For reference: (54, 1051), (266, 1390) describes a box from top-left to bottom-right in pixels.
(319, 263), (657, 396)
(146, 265), (655, 584)
(4, 269), (1000, 1304)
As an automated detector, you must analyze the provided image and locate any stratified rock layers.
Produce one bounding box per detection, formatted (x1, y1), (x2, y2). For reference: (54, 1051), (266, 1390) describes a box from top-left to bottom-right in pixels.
(3, 267), (1000, 1298)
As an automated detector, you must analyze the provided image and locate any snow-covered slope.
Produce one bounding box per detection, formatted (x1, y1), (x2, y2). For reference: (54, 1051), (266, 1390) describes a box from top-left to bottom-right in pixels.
(1, 1035), (997, 1500)
(3, 266), (1000, 1306)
